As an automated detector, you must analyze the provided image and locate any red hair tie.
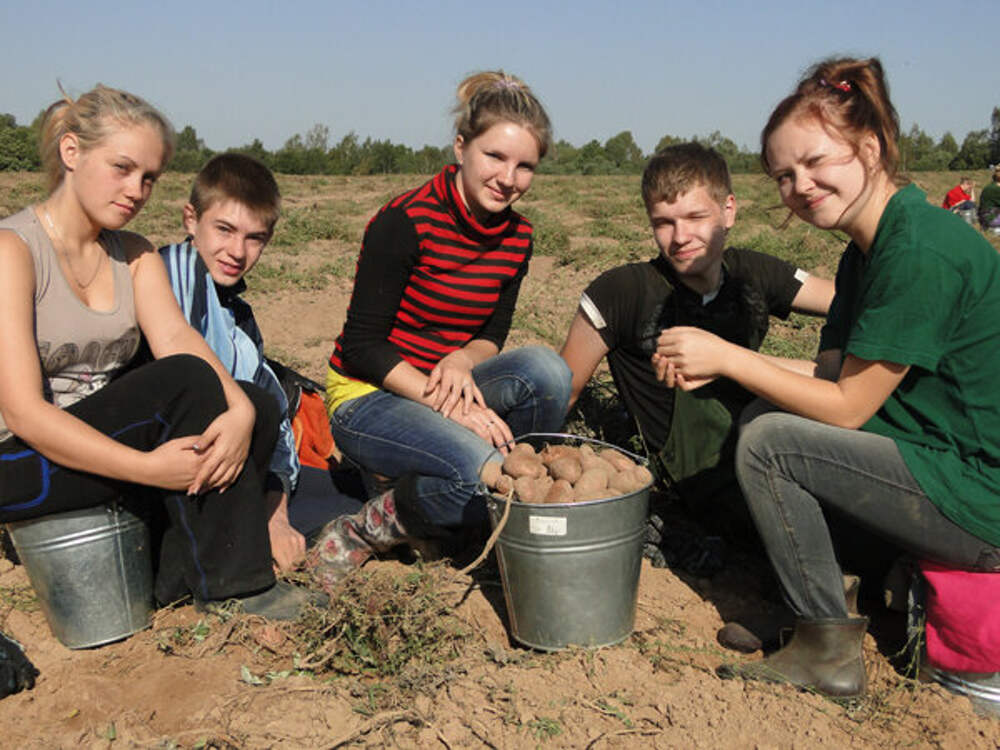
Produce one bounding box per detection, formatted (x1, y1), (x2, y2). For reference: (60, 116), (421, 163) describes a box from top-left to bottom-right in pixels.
(820, 78), (852, 93)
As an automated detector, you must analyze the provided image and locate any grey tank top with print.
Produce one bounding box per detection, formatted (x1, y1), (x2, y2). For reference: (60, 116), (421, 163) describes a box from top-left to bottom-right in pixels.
(0, 207), (140, 442)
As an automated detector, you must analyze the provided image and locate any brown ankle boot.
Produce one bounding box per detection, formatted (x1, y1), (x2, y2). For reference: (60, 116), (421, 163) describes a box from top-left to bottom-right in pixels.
(717, 616), (868, 697)
(307, 491), (409, 590)
(718, 573), (862, 653)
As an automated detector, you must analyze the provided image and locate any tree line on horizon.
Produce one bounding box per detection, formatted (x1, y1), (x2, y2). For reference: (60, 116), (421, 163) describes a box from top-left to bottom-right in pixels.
(2, 108), (998, 176)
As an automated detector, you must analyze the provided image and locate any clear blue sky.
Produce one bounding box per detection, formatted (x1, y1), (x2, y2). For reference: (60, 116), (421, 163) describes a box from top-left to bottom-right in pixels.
(3, 0), (996, 155)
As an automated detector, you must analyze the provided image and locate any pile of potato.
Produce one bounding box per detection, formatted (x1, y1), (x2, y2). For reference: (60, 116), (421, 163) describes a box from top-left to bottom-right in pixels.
(493, 442), (653, 504)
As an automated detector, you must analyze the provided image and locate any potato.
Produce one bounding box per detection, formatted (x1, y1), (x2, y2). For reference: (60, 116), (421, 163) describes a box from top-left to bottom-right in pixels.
(609, 469), (640, 494)
(580, 452), (616, 479)
(540, 443), (577, 466)
(548, 456), (582, 484)
(543, 479), (575, 504)
(503, 453), (545, 479)
(608, 464), (653, 495)
(510, 442), (537, 457)
(600, 448), (637, 473)
(494, 473), (515, 495)
(574, 467), (609, 495)
(514, 475), (552, 504)
(632, 465), (653, 486)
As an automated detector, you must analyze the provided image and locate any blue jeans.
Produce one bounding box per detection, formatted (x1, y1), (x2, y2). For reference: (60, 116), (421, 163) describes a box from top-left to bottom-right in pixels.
(330, 346), (571, 529)
(736, 411), (1000, 620)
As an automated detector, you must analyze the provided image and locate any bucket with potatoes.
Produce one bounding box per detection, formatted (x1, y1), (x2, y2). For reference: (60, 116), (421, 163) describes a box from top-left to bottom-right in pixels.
(485, 433), (653, 651)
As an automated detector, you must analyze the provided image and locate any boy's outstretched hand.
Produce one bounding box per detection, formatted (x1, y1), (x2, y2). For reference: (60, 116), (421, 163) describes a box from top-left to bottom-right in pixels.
(0, 631), (38, 699)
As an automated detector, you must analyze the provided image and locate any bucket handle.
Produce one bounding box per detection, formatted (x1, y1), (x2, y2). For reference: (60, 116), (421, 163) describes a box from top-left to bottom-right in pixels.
(454, 488), (514, 577)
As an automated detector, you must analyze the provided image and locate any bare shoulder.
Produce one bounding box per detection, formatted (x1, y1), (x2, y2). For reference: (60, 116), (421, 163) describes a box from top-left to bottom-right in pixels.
(0, 227), (35, 276)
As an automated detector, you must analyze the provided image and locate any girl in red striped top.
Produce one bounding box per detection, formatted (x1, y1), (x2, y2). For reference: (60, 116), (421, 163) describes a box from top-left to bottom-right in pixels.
(310, 71), (571, 588)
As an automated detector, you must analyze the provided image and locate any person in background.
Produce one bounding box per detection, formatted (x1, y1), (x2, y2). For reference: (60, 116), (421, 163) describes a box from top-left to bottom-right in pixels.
(978, 166), (1000, 231)
(159, 153), (362, 572)
(655, 57), (1000, 698)
(942, 176), (975, 212)
(310, 71), (572, 589)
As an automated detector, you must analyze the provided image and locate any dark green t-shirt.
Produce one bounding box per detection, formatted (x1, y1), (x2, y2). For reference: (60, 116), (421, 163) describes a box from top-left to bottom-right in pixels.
(820, 184), (1000, 545)
(980, 182), (1000, 213)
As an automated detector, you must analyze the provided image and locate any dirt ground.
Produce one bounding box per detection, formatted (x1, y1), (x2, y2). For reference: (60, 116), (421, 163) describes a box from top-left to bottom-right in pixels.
(2, 170), (1000, 748)
(1, 252), (998, 750)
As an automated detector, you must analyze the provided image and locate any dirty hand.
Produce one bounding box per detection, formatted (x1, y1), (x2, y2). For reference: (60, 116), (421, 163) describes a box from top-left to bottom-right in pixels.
(189, 404), (255, 495)
(450, 404), (514, 453)
(425, 350), (485, 418)
(0, 632), (38, 699)
(652, 327), (730, 388)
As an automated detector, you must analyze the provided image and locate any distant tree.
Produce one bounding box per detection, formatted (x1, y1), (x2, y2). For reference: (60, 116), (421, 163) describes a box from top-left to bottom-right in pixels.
(540, 138), (579, 174)
(410, 144), (450, 174)
(329, 131), (362, 174)
(950, 129), (991, 170)
(603, 130), (644, 173)
(303, 123), (329, 152)
(938, 132), (959, 159)
(233, 138), (274, 168)
(169, 124), (213, 172)
(273, 126), (331, 174)
(575, 139), (615, 174)
(0, 113), (40, 171)
(653, 134), (682, 153)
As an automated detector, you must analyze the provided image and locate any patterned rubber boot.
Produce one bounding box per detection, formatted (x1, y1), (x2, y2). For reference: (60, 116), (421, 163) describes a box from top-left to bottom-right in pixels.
(307, 491), (408, 591)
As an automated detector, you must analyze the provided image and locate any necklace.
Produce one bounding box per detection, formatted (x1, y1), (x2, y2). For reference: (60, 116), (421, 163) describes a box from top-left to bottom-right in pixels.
(42, 207), (106, 289)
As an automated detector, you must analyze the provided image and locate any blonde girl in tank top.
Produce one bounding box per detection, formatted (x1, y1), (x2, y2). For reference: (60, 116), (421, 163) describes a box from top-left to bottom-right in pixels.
(0, 85), (318, 636)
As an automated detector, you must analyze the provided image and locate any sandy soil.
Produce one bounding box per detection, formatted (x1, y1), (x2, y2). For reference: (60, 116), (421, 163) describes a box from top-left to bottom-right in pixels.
(2, 250), (999, 750)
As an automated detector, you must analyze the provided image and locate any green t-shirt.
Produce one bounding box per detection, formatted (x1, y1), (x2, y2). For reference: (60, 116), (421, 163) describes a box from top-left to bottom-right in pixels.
(980, 182), (1000, 213)
(820, 184), (1000, 546)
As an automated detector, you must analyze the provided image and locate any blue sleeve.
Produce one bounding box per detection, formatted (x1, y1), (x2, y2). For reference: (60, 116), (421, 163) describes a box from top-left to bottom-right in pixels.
(256, 359), (300, 494)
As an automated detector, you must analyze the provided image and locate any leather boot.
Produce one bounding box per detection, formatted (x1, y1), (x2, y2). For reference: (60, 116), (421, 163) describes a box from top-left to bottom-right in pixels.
(307, 490), (409, 591)
(717, 616), (869, 697)
(717, 573), (861, 653)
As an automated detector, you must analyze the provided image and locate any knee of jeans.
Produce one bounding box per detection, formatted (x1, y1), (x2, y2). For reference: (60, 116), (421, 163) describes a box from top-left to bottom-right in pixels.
(735, 412), (786, 480)
(520, 346), (572, 408)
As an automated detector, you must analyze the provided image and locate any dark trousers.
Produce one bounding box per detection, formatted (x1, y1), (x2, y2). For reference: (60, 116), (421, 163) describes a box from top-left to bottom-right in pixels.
(0, 355), (278, 603)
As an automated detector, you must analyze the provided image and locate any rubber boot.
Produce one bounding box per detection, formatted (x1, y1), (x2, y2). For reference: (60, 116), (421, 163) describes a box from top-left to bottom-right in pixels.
(307, 490), (409, 591)
(196, 580), (329, 621)
(717, 574), (860, 654)
(717, 616), (869, 697)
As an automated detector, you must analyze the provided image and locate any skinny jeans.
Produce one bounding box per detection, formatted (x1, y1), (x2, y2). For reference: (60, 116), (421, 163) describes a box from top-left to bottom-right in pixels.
(0, 355), (278, 604)
(330, 346), (571, 530)
(735, 411), (1000, 619)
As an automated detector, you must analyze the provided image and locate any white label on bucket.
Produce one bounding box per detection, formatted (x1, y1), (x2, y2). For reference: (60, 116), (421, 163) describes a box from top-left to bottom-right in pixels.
(529, 515), (567, 536)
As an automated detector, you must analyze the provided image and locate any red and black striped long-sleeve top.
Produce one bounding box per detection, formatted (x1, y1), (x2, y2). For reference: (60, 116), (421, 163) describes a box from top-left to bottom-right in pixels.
(329, 165), (533, 385)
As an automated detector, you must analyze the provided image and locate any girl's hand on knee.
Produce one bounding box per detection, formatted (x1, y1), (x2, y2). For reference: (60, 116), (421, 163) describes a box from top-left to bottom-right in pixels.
(450, 406), (514, 453)
(144, 436), (207, 491)
(189, 407), (254, 494)
(426, 351), (486, 417)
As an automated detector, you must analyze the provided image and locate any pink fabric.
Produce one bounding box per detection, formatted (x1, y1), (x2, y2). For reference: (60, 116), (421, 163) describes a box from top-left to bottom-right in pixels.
(921, 561), (1000, 673)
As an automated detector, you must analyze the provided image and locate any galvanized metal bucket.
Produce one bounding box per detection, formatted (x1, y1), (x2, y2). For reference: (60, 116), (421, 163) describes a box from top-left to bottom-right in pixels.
(921, 663), (1000, 718)
(6, 500), (153, 649)
(486, 433), (651, 651)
